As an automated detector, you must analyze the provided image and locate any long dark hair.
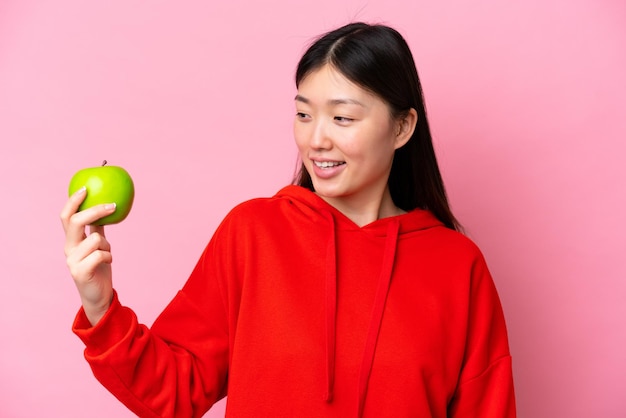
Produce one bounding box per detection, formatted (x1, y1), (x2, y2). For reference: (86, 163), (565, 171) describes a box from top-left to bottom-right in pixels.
(293, 22), (460, 231)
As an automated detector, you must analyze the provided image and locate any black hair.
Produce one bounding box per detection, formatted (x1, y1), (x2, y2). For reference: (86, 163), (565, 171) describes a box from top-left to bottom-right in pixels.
(293, 22), (460, 231)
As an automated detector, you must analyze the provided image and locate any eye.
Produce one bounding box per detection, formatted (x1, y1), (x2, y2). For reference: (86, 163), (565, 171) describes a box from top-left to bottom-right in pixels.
(334, 116), (354, 123)
(296, 112), (311, 120)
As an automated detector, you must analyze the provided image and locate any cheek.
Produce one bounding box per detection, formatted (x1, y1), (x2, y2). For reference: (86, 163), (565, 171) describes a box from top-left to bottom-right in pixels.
(293, 123), (305, 149)
(294, 125), (311, 163)
(344, 131), (397, 162)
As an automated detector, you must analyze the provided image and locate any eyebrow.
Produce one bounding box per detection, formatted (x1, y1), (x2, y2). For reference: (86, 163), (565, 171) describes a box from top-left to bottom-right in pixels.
(294, 94), (366, 108)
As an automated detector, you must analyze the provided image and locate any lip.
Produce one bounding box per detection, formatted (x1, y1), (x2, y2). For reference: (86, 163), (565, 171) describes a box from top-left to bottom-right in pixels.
(310, 158), (346, 180)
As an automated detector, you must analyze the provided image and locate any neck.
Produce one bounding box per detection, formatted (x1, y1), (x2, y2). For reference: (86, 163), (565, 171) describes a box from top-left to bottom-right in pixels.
(319, 187), (405, 227)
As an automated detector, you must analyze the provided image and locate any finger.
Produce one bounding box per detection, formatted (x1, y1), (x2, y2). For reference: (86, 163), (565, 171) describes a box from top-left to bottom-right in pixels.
(70, 203), (117, 228)
(68, 250), (113, 283)
(60, 187), (87, 232)
(89, 224), (106, 238)
(83, 249), (113, 267)
(66, 225), (111, 260)
(64, 204), (116, 250)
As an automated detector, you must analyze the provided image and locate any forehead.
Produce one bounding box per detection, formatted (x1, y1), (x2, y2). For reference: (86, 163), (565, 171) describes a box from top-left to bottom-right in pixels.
(296, 64), (382, 106)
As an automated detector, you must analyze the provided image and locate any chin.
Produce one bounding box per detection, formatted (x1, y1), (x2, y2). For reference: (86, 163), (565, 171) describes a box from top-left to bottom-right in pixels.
(311, 183), (347, 199)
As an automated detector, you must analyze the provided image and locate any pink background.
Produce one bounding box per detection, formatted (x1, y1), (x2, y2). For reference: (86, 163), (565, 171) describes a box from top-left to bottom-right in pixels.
(1, 0), (624, 417)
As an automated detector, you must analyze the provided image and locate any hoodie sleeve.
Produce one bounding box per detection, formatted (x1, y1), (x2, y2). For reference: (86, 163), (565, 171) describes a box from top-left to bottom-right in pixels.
(72, 222), (233, 418)
(447, 252), (516, 417)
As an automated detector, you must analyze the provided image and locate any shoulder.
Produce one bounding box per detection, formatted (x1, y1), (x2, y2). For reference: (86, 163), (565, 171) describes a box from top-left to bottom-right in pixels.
(225, 193), (294, 221)
(405, 211), (482, 252)
(215, 190), (302, 234)
(404, 221), (488, 267)
(440, 228), (484, 258)
(222, 185), (320, 224)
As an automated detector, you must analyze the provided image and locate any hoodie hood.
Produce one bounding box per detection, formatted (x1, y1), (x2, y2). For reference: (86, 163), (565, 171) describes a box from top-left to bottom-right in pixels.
(274, 185), (443, 235)
(274, 185), (443, 417)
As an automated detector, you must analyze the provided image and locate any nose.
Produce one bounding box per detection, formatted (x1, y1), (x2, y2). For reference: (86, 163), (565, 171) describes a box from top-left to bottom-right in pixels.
(310, 120), (332, 150)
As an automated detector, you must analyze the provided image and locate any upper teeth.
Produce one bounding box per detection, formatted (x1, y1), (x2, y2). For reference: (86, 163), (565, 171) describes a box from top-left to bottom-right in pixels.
(315, 161), (344, 168)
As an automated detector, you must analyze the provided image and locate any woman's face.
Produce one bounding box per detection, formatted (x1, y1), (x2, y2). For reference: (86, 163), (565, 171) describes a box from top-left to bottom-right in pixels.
(294, 64), (410, 211)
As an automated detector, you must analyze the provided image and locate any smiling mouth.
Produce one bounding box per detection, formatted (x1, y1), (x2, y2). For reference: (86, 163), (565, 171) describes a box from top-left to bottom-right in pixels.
(314, 161), (346, 168)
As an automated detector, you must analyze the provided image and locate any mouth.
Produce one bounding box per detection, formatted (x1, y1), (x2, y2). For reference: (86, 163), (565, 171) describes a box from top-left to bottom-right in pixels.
(313, 160), (346, 169)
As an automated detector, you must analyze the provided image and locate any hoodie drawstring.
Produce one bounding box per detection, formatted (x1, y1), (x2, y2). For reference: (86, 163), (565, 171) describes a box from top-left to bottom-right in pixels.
(357, 218), (400, 417)
(323, 211), (338, 403)
(321, 211), (401, 417)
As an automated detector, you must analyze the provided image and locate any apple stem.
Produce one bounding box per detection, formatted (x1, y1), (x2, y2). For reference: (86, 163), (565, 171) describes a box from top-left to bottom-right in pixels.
(102, 160), (107, 167)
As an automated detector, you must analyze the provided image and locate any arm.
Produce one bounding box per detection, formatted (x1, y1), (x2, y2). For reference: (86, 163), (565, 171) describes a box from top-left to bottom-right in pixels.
(448, 254), (516, 417)
(72, 241), (230, 417)
(72, 276), (229, 417)
(62, 190), (230, 417)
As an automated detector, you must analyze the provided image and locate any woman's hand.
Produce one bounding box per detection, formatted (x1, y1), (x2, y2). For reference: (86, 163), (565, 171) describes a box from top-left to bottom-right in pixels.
(60, 187), (118, 326)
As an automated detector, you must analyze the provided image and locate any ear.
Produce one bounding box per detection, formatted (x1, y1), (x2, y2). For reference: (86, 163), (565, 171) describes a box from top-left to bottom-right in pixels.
(394, 108), (418, 150)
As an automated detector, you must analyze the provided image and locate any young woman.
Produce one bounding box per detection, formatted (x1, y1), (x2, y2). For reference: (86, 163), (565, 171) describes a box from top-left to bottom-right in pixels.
(61, 22), (516, 417)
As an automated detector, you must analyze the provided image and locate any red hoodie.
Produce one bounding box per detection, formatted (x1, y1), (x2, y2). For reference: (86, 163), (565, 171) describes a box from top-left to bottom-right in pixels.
(73, 185), (516, 417)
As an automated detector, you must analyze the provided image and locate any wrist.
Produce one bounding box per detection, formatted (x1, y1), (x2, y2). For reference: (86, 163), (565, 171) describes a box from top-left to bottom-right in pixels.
(81, 293), (114, 326)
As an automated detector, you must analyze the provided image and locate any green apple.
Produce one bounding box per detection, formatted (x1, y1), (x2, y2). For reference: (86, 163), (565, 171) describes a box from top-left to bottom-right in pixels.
(68, 161), (135, 225)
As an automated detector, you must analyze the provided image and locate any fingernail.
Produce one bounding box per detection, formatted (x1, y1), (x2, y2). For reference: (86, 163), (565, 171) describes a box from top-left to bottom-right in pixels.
(75, 186), (86, 195)
(104, 203), (116, 211)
